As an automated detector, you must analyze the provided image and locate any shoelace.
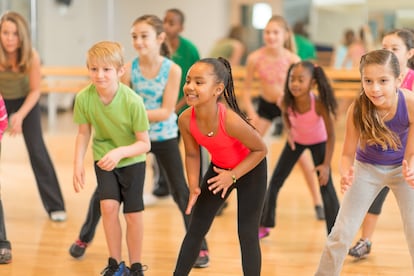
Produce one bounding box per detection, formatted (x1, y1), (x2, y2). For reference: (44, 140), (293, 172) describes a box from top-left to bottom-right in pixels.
(75, 240), (88, 248)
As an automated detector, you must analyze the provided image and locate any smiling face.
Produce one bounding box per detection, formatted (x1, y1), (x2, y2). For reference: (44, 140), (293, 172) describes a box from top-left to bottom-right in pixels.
(263, 20), (287, 50)
(183, 62), (223, 107)
(130, 21), (164, 56)
(288, 64), (314, 98)
(87, 59), (123, 92)
(362, 63), (400, 109)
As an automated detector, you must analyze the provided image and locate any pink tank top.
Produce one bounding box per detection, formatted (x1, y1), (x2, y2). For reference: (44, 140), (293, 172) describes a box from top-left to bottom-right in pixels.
(288, 93), (327, 145)
(255, 49), (291, 85)
(190, 103), (250, 169)
(401, 68), (414, 91)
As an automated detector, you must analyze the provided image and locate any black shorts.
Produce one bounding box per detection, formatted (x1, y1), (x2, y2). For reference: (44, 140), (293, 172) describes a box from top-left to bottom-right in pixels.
(94, 161), (146, 213)
(257, 97), (281, 121)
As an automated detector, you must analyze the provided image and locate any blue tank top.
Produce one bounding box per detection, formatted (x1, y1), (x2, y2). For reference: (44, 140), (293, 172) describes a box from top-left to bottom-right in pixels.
(356, 90), (408, 165)
(130, 57), (178, 141)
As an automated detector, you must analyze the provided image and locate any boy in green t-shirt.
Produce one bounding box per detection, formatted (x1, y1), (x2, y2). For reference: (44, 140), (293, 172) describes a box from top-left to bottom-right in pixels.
(73, 41), (150, 276)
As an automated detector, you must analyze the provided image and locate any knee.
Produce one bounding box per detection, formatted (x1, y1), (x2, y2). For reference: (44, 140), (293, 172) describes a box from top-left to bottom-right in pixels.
(100, 199), (119, 216)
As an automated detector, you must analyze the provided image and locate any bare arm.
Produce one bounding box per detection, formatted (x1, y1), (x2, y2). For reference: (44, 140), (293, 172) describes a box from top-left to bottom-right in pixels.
(402, 91), (414, 186)
(96, 130), (151, 171)
(147, 63), (182, 122)
(340, 103), (359, 192)
(207, 109), (267, 198)
(73, 123), (92, 193)
(315, 99), (336, 185)
(242, 52), (260, 121)
(178, 109), (202, 214)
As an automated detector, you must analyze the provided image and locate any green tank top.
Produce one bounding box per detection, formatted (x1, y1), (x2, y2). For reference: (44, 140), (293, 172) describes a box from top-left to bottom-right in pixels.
(0, 71), (30, 99)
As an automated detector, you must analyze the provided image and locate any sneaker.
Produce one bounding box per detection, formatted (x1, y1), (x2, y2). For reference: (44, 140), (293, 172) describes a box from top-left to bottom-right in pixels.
(49, 210), (67, 222)
(128, 262), (148, 276)
(315, 205), (325, 220)
(69, 239), (88, 259)
(258, 227), (270, 239)
(0, 248), (12, 264)
(101, 257), (127, 276)
(193, 250), (209, 268)
(152, 185), (169, 197)
(348, 239), (372, 258)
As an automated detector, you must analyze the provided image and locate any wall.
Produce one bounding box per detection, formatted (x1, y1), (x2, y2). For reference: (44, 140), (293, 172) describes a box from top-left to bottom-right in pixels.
(37, 0), (230, 65)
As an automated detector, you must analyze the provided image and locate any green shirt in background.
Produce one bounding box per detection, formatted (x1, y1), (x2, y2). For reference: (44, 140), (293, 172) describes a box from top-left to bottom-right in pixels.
(73, 82), (150, 168)
(294, 34), (317, 61)
(171, 36), (200, 114)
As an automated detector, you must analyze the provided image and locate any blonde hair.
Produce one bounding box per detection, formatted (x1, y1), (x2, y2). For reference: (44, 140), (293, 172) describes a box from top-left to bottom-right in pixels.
(354, 49), (401, 150)
(86, 41), (124, 69)
(0, 11), (33, 73)
(267, 15), (297, 53)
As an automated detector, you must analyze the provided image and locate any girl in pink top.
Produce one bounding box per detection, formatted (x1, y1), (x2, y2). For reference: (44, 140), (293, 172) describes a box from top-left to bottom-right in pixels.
(174, 57), (267, 276)
(349, 28), (414, 259)
(259, 61), (340, 237)
(243, 15), (325, 222)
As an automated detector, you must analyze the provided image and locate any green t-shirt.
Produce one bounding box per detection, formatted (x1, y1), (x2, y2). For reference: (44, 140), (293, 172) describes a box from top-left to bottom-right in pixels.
(73, 82), (149, 168)
(172, 36), (200, 114)
(294, 34), (317, 61)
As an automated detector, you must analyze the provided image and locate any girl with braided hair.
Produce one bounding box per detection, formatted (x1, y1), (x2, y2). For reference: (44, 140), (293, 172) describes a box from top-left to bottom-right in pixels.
(174, 57), (267, 276)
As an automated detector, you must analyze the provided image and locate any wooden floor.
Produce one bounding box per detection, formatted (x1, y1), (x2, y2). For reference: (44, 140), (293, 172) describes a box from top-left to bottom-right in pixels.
(0, 109), (412, 276)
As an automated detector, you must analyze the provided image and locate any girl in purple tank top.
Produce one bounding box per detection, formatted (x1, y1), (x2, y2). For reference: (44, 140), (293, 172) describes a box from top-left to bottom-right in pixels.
(349, 28), (414, 260)
(316, 49), (414, 276)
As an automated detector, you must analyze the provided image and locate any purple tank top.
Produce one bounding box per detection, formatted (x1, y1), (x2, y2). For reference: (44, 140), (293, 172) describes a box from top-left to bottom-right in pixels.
(356, 90), (408, 165)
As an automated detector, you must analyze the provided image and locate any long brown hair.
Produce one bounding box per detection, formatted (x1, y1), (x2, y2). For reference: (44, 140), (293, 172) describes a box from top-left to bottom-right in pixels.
(0, 11), (33, 73)
(354, 49), (401, 150)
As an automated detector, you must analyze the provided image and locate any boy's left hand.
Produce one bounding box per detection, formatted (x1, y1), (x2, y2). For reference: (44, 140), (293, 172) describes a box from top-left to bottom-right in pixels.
(97, 149), (121, 171)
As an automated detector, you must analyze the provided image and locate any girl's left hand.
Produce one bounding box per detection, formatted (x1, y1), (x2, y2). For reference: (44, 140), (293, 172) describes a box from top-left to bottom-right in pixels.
(402, 160), (414, 187)
(315, 164), (330, 186)
(207, 166), (233, 198)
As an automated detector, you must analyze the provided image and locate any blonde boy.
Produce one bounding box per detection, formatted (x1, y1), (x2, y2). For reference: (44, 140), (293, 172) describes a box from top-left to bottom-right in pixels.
(73, 41), (150, 276)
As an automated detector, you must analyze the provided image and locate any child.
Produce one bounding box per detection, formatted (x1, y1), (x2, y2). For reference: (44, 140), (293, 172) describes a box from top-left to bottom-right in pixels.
(315, 49), (414, 276)
(349, 28), (414, 259)
(0, 95), (9, 264)
(259, 61), (340, 238)
(73, 41), (150, 276)
(173, 57), (267, 276)
(69, 14), (209, 268)
(0, 11), (66, 222)
(243, 15), (325, 222)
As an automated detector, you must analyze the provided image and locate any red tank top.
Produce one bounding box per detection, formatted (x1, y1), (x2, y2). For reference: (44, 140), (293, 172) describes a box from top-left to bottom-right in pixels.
(190, 103), (250, 169)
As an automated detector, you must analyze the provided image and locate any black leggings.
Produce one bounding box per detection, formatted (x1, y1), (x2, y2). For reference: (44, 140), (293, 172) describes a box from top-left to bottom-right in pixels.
(367, 187), (389, 215)
(4, 98), (65, 213)
(261, 142), (340, 234)
(174, 159), (267, 276)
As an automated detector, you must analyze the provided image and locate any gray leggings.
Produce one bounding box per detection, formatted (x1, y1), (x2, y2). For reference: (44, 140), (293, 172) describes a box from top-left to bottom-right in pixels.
(315, 161), (414, 276)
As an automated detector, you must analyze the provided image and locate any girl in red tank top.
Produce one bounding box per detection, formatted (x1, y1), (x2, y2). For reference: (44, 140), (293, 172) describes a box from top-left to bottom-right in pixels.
(174, 57), (267, 276)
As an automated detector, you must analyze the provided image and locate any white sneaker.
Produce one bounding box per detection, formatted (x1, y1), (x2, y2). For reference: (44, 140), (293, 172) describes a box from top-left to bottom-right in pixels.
(50, 211), (67, 222)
